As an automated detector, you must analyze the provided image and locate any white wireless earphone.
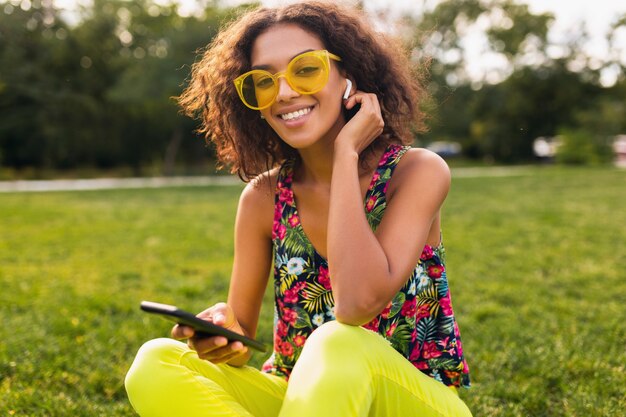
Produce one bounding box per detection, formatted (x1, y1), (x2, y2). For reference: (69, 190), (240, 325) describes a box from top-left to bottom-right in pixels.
(343, 79), (352, 100)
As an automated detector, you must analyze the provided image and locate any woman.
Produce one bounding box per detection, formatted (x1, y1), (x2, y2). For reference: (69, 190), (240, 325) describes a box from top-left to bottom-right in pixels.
(125, 2), (471, 416)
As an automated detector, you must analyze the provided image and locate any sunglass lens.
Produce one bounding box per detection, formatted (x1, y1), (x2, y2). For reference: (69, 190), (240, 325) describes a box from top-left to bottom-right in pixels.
(241, 75), (260, 108)
(289, 55), (326, 93)
(241, 73), (277, 109)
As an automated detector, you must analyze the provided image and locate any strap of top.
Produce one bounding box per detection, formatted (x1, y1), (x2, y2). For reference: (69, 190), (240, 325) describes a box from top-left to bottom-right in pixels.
(363, 144), (410, 231)
(275, 144), (410, 230)
(275, 158), (294, 196)
(277, 144), (409, 194)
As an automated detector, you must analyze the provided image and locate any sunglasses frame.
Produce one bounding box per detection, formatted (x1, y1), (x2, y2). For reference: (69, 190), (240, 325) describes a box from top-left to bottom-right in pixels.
(234, 50), (342, 110)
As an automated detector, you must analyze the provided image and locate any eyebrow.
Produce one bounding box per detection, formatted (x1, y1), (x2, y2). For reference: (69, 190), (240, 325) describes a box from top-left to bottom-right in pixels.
(250, 49), (316, 71)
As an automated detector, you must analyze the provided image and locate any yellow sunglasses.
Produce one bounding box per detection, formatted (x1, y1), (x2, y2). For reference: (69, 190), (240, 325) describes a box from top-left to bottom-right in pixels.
(234, 50), (342, 110)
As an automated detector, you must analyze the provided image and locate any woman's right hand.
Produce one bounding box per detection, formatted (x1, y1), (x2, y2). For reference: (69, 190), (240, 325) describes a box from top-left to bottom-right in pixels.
(171, 302), (250, 364)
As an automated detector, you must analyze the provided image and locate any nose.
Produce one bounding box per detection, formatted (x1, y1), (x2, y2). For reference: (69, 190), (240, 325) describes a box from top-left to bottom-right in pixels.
(275, 75), (299, 103)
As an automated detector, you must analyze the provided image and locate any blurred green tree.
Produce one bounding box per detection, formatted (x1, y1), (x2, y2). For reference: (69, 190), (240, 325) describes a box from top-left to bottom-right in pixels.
(413, 0), (621, 164)
(1, 0), (624, 172)
(0, 1), (85, 169)
(0, 0), (230, 175)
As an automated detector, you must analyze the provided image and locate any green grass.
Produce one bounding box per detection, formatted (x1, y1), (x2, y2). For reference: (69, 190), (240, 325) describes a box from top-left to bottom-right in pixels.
(1, 166), (625, 416)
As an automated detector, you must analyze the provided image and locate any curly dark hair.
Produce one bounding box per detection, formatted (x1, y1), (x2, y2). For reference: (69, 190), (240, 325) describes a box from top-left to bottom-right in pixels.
(178, 1), (428, 180)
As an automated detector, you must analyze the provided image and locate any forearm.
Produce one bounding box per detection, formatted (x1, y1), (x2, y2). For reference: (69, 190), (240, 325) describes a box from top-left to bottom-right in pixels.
(225, 178), (274, 366)
(327, 146), (391, 324)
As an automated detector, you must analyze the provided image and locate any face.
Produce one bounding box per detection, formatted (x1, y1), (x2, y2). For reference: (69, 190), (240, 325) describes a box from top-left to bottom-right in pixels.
(250, 24), (348, 150)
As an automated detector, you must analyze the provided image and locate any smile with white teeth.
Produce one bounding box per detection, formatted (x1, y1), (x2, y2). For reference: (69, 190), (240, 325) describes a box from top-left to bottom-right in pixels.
(279, 106), (313, 121)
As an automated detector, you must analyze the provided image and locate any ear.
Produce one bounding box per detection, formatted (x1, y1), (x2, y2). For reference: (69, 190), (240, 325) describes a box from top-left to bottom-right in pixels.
(339, 67), (355, 93)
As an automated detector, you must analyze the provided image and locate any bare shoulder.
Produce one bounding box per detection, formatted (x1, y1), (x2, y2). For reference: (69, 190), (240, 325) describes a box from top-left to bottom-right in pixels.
(237, 167), (280, 237)
(242, 167), (279, 203)
(389, 147), (451, 197)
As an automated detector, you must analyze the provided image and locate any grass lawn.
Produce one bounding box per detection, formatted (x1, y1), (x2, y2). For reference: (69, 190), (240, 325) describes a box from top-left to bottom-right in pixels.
(1, 166), (625, 416)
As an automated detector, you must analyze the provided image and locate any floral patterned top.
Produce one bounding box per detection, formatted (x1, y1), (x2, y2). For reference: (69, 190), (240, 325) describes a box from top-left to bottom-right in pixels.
(262, 144), (470, 388)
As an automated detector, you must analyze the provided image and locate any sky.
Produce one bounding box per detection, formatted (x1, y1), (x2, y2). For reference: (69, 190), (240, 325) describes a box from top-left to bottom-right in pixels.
(50, 0), (626, 85)
(220, 0), (626, 85)
(522, 0), (626, 66)
(228, 0), (626, 33)
(454, 0), (626, 85)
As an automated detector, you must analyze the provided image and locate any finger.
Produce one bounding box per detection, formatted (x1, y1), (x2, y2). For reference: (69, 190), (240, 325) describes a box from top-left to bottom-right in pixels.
(199, 342), (248, 362)
(370, 92), (382, 114)
(211, 312), (228, 327)
(200, 342), (247, 360)
(345, 92), (377, 112)
(343, 90), (367, 109)
(171, 324), (194, 340)
(189, 335), (229, 352)
(212, 303), (237, 328)
(365, 92), (380, 110)
(362, 94), (383, 121)
(348, 97), (379, 125)
(345, 96), (363, 110)
(208, 349), (247, 364)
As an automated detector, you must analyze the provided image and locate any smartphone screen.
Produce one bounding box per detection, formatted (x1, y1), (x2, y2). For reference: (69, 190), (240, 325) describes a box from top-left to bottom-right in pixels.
(140, 301), (267, 352)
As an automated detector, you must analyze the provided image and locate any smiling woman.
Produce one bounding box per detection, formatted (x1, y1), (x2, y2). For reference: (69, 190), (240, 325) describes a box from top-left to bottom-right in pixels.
(249, 27), (350, 151)
(176, 1), (426, 181)
(125, 2), (472, 417)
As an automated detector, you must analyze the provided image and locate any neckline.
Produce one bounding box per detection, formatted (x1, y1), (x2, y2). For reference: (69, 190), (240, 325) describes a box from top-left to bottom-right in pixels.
(282, 144), (404, 262)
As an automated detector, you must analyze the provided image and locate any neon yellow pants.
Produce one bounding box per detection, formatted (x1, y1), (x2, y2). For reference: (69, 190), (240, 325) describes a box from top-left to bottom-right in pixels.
(125, 321), (472, 416)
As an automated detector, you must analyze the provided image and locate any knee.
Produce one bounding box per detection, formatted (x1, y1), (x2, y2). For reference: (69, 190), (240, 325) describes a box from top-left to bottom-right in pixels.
(301, 321), (371, 362)
(135, 337), (185, 358)
(306, 321), (364, 350)
(291, 322), (372, 389)
(125, 338), (187, 402)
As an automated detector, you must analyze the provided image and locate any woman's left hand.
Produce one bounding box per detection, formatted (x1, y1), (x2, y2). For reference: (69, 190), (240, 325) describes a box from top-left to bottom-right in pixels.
(336, 90), (384, 155)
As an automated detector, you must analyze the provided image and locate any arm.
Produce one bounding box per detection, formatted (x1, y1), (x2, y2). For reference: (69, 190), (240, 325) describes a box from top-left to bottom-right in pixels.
(225, 175), (275, 365)
(173, 174), (275, 366)
(328, 95), (451, 325)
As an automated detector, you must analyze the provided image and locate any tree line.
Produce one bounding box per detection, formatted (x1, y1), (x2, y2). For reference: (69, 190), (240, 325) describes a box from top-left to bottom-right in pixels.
(413, 0), (625, 164)
(1, 0), (624, 177)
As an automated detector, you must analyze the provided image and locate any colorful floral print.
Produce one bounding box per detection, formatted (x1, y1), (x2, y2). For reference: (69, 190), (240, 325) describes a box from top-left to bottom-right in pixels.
(262, 144), (470, 388)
